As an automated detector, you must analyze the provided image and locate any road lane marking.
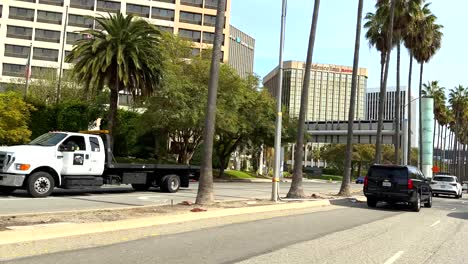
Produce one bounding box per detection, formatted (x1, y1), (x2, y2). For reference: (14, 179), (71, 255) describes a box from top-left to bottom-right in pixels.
(384, 251), (405, 264)
(451, 208), (457, 211)
(430, 220), (441, 227)
(384, 251), (404, 264)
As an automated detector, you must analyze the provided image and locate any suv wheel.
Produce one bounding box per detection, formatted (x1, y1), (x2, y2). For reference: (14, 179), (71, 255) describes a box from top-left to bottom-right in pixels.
(424, 192), (432, 208)
(412, 193), (421, 212)
(367, 198), (377, 208)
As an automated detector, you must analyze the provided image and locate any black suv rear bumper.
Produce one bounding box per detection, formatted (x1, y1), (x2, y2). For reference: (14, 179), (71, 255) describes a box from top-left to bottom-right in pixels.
(364, 190), (416, 203)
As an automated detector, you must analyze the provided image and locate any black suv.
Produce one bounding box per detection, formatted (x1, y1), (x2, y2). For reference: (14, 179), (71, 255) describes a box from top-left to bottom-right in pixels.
(364, 165), (432, 212)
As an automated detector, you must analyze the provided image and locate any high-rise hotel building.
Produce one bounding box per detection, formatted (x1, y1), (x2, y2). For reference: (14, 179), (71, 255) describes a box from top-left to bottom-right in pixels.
(0, 0), (232, 86)
(263, 61), (368, 121)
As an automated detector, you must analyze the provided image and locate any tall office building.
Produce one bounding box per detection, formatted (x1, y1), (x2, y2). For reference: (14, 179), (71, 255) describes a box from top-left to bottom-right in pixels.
(0, 0), (231, 86)
(263, 61), (368, 121)
(228, 25), (254, 79)
(365, 86), (418, 147)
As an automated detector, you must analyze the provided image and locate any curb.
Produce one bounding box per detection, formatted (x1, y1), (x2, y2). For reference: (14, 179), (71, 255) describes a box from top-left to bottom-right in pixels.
(0, 200), (331, 245)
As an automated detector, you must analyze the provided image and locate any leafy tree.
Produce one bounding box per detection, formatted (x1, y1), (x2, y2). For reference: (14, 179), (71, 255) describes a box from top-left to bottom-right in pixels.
(67, 12), (163, 149)
(0, 92), (34, 145)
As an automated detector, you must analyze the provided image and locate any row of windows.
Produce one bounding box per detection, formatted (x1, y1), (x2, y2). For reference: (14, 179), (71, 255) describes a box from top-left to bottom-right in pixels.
(5, 5), (221, 28)
(4, 44), (60, 62)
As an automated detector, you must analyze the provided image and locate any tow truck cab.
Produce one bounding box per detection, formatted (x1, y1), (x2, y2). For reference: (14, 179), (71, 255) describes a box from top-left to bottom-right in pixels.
(0, 131), (199, 197)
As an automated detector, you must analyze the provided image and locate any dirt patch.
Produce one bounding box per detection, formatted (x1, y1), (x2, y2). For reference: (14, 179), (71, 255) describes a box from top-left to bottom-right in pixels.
(0, 199), (283, 231)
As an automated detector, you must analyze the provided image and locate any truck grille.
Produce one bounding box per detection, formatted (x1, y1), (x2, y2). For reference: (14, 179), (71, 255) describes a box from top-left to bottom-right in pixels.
(0, 152), (7, 172)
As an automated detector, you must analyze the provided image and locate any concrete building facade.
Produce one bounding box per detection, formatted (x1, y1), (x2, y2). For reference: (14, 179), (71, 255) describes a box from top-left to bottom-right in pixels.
(365, 86), (418, 147)
(263, 61), (368, 122)
(0, 0), (231, 85)
(227, 24), (254, 79)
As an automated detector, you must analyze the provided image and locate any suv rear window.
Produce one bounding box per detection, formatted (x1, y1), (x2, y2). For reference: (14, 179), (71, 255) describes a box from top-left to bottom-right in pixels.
(368, 167), (407, 180)
(433, 176), (455, 182)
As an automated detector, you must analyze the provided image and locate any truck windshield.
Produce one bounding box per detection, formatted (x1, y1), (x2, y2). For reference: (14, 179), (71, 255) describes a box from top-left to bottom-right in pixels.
(29, 133), (67, 146)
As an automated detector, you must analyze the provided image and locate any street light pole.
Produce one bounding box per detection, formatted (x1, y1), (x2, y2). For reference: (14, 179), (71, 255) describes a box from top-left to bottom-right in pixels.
(272, 0), (287, 202)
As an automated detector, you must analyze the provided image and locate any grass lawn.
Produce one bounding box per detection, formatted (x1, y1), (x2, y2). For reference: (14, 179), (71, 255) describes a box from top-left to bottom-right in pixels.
(222, 170), (257, 179)
(305, 174), (343, 181)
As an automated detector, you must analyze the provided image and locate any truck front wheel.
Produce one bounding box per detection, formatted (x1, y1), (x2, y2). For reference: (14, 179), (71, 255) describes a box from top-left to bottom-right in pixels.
(26, 172), (55, 198)
(161, 175), (180, 193)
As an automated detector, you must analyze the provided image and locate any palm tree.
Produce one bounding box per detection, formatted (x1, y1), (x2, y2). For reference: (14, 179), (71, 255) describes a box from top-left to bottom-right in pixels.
(411, 7), (443, 168)
(373, 0), (396, 164)
(195, 0), (227, 205)
(339, 0), (364, 197)
(67, 13), (163, 148)
(287, 0), (320, 198)
(448, 85), (467, 177)
(422, 80), (446, 154)
(376, 0), (423, 164)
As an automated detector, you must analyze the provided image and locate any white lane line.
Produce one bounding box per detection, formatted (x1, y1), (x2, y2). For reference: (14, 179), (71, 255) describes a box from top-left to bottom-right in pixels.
(430, 220), (441, 227)
(451, 208), (457, 211)
(384, 251), (404, 264)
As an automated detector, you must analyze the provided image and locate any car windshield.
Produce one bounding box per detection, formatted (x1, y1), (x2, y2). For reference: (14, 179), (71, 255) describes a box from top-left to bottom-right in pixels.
(433, 176), (455, 182)
(28, 133), (67, 146)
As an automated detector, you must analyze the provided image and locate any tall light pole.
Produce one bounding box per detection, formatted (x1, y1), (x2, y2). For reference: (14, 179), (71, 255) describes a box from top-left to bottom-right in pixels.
(272, 0), (287, 202)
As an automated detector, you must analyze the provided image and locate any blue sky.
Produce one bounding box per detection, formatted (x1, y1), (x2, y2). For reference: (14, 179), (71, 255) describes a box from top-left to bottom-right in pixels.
(230, 0), (467, 94)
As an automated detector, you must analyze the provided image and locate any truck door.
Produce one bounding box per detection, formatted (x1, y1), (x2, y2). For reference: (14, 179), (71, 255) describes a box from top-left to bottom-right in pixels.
(88, 136), (105, 175)
(59, 135), (92, 176)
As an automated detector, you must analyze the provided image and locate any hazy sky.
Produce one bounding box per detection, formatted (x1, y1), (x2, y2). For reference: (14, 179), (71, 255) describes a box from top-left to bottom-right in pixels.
(230, 0), (466, 95)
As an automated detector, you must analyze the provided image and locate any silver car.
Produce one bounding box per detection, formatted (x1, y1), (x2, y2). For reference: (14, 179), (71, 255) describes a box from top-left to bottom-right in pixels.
(431, 175), (463, 198)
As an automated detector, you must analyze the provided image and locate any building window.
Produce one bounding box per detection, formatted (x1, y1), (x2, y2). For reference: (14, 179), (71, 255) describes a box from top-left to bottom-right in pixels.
(37, 10), (62, 25)
(178, 29), (201, 42)
(9, 6), (35, 21)
(156, 26), (173, 33)
(70, 0), (94, 10)
(4, 44), (30, 59)
(179, 11), (202, 25)
(180, 0), (203, 8)
(38, 0), (64, 7)
(35, 29), (61, 43)
(7, 25), (33, 40)
(94, 19), (104, 30)
(126, 4), (150, 18)
(97, 0), (121, 13)
(204, 0), (218, 9)
(151, 7), (174, 21)
(68, 14), (94, 28)
(33, 47), (59, 62)
(0, 5), (2, 18)
(2, 63), (25, 77)
(66, 32), (87, 44)
(202, 32), (214, 44)
(152, 0), (175, 3)
(203, 14), (216, 27)
(31, 66), (57, 79)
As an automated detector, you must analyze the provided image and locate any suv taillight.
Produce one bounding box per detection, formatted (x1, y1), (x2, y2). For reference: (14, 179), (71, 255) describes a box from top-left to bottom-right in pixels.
(364, 176), (369, 187)
(450, 183), (457, 187)
(408, 179), (414, 189)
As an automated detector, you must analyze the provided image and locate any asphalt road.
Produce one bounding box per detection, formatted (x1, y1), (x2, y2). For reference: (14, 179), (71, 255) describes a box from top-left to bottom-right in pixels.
(5, 195), (468, 264)
(0, 181), (344, 215)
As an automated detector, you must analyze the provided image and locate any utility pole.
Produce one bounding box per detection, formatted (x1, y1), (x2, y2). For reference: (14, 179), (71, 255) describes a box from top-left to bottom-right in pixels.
(24, 43), (33, 99)
(272, 0), (287, 202)
(57, 5), (69, 104)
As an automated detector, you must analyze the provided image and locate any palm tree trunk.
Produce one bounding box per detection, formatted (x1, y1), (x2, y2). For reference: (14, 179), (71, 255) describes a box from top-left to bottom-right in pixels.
(437, 123), (441, 168)
(108, 81), (119, 150)
(287, 0), (320, 198)
(442, 125), (447, 171)
(395, 44), (401, 164)
(375, 0), (396, 164)
(195, 0), (227, 205)
(407, 54), (413, 164)
(418, 63), (424, 169)
(338, 0), (363, 197)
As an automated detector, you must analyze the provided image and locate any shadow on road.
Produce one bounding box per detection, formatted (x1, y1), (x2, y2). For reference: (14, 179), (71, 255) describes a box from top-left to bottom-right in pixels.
(447, 212), (468, 220)
(330, 199), (416, 212)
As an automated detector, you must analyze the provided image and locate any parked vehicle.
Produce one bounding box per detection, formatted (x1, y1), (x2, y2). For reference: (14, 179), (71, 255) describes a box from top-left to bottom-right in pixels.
(364, 165), (432, 212)
(0, 131), (200, 197)
(431, 175), (463, 198)
(355, 176), (365, 184)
